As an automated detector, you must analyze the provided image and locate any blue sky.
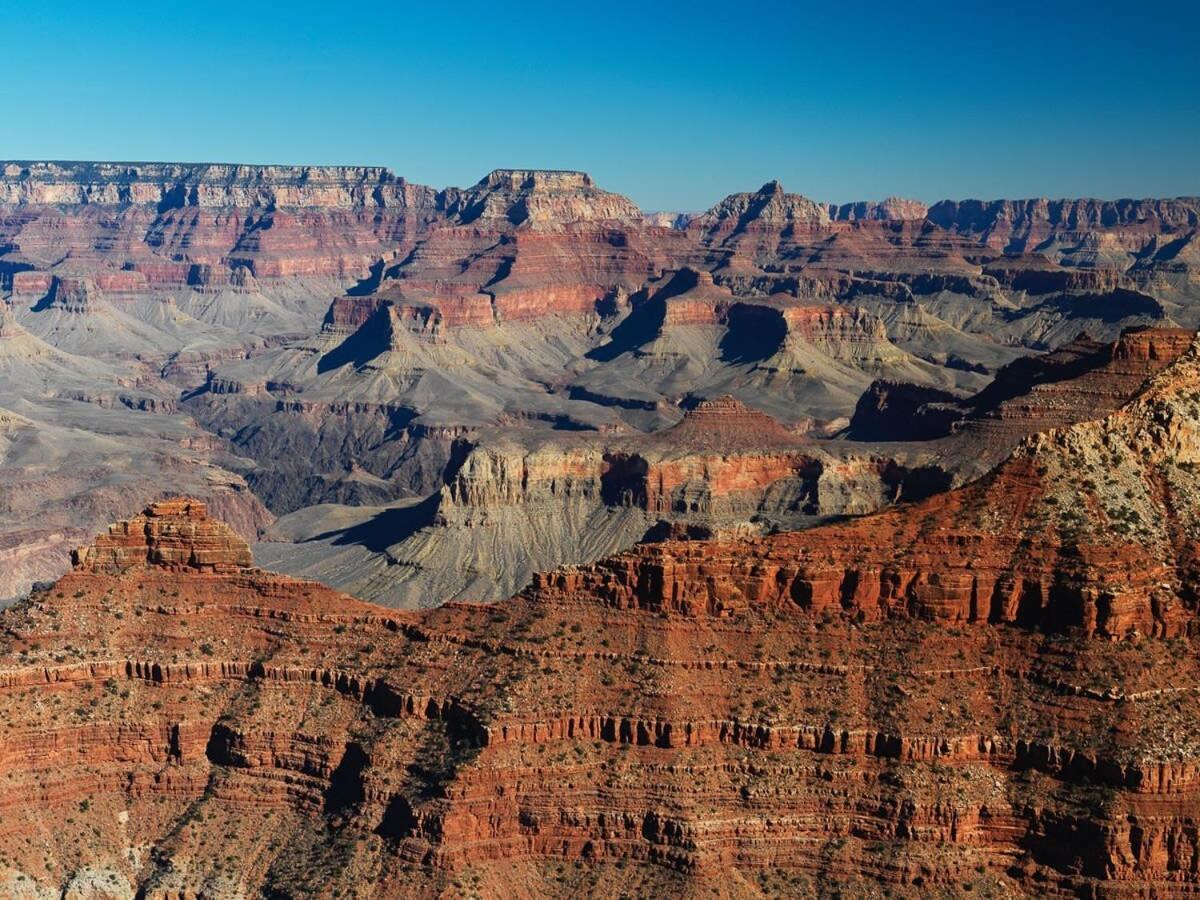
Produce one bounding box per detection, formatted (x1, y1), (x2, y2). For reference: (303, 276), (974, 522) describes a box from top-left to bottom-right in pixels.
(3, 0), (1197, 210)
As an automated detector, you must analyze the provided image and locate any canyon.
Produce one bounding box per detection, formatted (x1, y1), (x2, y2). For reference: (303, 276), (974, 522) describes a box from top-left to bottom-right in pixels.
(3, 160), (1200, 895)
(3, 162), (1199, 605)
(3, 333), (1200, 894)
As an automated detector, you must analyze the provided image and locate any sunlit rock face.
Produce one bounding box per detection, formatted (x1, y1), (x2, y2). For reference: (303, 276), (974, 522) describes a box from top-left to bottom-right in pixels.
(5, 155), (1200, 894)
(9, 341), (1200, 900)
(3, 159), (1200, 615)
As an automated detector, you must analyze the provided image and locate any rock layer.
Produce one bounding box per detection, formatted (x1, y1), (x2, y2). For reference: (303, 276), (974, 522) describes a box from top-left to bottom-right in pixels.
(6, 158), (1200, 620)
(71, 498), (253, 573)
(9, 361), (1200, 900)
(535, 335), (1200, 640)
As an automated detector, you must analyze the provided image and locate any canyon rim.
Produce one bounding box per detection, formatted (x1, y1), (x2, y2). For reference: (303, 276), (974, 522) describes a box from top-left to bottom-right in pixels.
(3, 1), (1200, 896)
(2, 159), (1200, 898)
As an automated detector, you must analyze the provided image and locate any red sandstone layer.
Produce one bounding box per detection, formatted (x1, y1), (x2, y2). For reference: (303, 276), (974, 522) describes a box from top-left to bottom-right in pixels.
(6, 358), (1200, 898)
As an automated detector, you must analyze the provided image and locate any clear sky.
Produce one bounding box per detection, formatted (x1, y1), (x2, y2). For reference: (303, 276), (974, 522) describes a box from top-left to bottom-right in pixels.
(4, 0), (1197, 211)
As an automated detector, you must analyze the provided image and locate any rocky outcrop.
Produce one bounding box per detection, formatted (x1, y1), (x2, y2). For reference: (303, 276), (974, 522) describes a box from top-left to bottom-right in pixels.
(966, 326), (1192, 418)
(8, 447), (1200, 896)
(929, 196), (1200, 240)
(695, 179), (831, 229)
(534, 334), (1200, 638)
(441, 169), (644, 227)
(981, 257), (1129, 294)
(254, 395), (957, 607)
(7, 157), (1200, 661)
(0, 162), (444, 293)
(828, 197), (929, 221)
(927, 197), (1200, 265)
(0, 161), (430, 209)
(687, 181), (831, 267)
(249, 322), (1196, 610)
(850, 327), (1195, 456)
(71, 498), (253, 573)
(598, 397), (819, 518)
(19, 272), (152, 312)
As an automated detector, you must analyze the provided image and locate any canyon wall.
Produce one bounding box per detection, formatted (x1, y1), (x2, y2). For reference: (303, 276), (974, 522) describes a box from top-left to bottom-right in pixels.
(7, 359), (1200, 900)
(4, 159), (1200, 609)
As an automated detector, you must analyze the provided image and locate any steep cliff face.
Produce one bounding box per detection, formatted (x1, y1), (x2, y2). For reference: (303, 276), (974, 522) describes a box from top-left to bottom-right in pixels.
(600, 399), (823, 522)
(929, 196), (1200, 240)
(927, 197), (1200, 266)
(374, 169), (688, 327)
(689, 182), (982, 285)
(251, 394), (981, 608)
(243, 323), (1196, 611)
(8, 449), (1200, 896)
(0, 162), (444, 296)
(0, 161), (426, 207)
(6, 163), (1197, 324)
(535, 335), (1200, 638)
(252, 400), (817, 607)
(688, 180), (831, 266)
(828, 197), (930, 221)
(566, 267), (979, 427)
(696, 180), (832, 228)
(442, 169), (645, 227)
(188, 259), (982, 535)
(441, 397), (830, 525)
(6, 158), (1200, 624)
(850, 327), (1195, 477)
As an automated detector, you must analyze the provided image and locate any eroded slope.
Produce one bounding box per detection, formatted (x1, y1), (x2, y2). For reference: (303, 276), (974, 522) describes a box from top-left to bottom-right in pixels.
(6, 332), (1200, 898)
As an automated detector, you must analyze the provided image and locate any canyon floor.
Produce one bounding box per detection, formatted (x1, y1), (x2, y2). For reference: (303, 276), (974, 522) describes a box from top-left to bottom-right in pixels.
(3, 162), (1200, 896)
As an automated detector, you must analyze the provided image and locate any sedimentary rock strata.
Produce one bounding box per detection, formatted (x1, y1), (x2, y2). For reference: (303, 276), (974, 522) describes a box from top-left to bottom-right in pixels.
(4, 158), (1200, 610)
(537, 335), (1200, 636)
(928, 197), (1200, 260)
(851, 327), (1195, 463)
(7, 151), (1200, 898)
(8, 339), (1200, 899)
(71, 498), (253, 573)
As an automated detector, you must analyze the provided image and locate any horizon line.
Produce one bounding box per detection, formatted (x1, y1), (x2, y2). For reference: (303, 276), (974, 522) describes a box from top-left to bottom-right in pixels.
(3, 158), (1200, 212)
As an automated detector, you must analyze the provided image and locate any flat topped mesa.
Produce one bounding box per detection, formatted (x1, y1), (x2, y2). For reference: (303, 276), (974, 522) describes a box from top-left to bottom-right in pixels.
(0, 161), (412, 209)
(445, 168), (643, 226)
(476, 169), (595, 192)
(71, 498), (253, 574)
(0, 161), (399, 186)
(828, 197), (930, 221)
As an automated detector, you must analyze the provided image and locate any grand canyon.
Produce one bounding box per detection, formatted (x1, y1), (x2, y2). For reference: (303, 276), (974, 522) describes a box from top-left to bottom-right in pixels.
(3, 160), (1200, 897)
